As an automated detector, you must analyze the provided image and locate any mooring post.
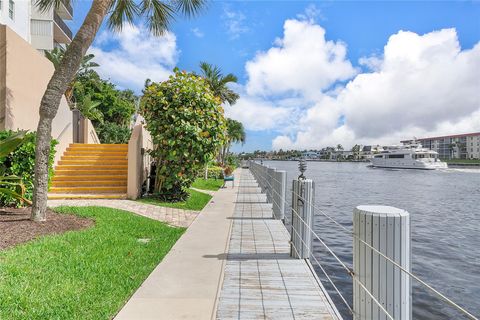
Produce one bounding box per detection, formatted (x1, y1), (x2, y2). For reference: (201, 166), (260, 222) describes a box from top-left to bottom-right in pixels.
(291, 159), (315, 259)
(266, 167), (275, 203)
(353, 205), (411, 320)
(261, 165), (268, 193)
(272, 170), (287, 221)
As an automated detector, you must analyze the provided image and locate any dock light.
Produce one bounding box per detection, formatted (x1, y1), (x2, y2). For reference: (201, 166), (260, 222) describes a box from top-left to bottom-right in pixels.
(298, 158), (307, 179)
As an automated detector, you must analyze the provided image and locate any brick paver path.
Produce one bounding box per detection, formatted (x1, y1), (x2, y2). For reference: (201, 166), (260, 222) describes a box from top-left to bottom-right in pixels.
(47, 199), (199, 228)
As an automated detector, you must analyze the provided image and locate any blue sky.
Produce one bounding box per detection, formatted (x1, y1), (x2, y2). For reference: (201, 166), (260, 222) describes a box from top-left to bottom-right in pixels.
(69, 1), (480, 152)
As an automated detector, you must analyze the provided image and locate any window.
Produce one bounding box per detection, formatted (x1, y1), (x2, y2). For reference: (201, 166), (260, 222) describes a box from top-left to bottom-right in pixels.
(8, 0), (14, 19)
(387, 154), (405, 159)
(374, 155), (383, 158)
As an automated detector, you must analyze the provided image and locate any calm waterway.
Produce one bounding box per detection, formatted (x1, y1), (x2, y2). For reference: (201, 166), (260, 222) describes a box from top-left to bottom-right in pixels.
(263, 161), (480, 319)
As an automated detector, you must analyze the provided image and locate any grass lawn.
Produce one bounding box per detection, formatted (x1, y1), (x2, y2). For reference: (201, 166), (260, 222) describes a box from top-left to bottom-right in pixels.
(192, 178), (224, 191)
(0, 206), (185, 320)
(138, 189), (212, 211)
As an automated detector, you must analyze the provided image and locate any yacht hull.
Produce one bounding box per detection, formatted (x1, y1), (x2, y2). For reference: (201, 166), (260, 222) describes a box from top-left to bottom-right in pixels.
(370, 159), (448, 170)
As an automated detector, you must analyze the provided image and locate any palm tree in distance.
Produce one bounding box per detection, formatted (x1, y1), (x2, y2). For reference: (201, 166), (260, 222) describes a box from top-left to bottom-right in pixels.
(221, 119), (246, 164)
(31, 0), (206, 221)
(199, 62), (240, 105)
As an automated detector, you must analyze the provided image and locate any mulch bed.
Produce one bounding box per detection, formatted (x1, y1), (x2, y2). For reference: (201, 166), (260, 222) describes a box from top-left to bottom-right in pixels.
(0, 207), (94, 251)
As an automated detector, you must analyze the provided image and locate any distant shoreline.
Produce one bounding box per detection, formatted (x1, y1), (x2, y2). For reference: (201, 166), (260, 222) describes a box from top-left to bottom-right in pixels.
(258, 159), (480, 168)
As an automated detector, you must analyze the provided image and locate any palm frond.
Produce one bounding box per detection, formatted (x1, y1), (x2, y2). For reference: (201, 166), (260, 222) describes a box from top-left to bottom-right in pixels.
(0, 131), (27, 158)
(34, 0), (71, 13)
(107, 0), (140, 33)
(140, 0), (175, 36)
(172, 0), (206, 18)
(44, 47), (65, 70)
(221, 89), (240, 105)
(220, 73), (238, 85)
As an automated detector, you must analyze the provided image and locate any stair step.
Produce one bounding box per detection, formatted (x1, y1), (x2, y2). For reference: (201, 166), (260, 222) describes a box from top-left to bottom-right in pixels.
(54, 169), (128, 175)
(53, 175), (127, 181)
(58, 160), (128, 165)
(65, 150), (127, 155)
(70, 143), (128, 147)
(68, 145), (128, 150)
(50, 186), (127, 193)
(61, 155), (127, 160)
(55, 165), (128, 170)
(65, 149), (128, 154)
(52, 180), (127, 187)
(48, 193), (127, 200)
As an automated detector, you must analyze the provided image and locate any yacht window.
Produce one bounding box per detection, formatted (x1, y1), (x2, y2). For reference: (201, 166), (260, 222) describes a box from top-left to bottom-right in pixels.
(387, 154), (405, 159)
(374, 155), (383, 158)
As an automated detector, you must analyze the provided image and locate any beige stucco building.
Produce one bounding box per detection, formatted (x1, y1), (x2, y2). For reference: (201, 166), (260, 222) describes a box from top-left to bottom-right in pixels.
(0, 24), (75, 163)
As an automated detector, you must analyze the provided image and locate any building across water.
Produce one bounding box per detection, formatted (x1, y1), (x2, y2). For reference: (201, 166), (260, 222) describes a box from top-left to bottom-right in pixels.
(402, 132), (480, 160)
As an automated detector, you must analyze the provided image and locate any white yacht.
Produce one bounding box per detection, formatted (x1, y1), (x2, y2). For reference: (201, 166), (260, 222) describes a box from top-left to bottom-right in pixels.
(370, 142), (448, 170)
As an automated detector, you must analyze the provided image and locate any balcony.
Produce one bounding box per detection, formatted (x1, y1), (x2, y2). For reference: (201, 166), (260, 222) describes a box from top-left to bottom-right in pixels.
(56, 0), (73, 20)
(53, 12), (72, 44)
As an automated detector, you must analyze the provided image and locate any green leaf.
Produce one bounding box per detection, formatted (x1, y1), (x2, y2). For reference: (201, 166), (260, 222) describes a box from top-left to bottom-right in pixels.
(0, 130), (27, 158)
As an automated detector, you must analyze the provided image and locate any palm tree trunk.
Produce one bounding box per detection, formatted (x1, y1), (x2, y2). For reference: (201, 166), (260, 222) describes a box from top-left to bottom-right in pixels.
(31, 0), (112, 221)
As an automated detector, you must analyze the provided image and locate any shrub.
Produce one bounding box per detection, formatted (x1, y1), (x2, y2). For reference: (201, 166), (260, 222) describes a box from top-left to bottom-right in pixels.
(141, 69), (226, 200)
(197, 166), (224, 179)
(0, 131), (57, 206)
(95, 122), (132, 144)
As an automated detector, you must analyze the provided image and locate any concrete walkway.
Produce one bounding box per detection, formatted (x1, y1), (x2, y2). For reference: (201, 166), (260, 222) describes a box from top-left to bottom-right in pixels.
(48, 199), (199, 228)
(114, 174), (239, 319)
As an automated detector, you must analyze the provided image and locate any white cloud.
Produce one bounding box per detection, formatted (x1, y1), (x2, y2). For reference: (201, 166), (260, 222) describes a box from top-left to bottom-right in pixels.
(296, 4), (325, 23)
(245, 19), (356, 99)
(191, 27), (204, 38)
(274, 28), (480, 150)
(225, 96), (291, 131)
(222, 7), (249, 39)
(89, 24), (179, 92)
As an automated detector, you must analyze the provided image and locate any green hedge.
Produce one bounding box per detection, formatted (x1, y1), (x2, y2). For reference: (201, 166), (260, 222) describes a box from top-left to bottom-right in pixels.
(197, 166), (224, 179)
(95, 122), (131, 144)
(0, 131), (57, 206)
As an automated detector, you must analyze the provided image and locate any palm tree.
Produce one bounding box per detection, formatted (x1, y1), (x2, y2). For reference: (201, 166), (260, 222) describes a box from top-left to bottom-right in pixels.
(31, 0), (206, 221)
(45, 46), (100, 106)
(77, 95), (104, 123)
(221, 118), (245, 165)
(199, 62), (239, 105)
(351, 144), (361, 160)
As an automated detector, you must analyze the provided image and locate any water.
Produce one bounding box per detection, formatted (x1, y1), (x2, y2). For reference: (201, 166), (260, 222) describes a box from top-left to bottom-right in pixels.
(264, 161), (480, 319)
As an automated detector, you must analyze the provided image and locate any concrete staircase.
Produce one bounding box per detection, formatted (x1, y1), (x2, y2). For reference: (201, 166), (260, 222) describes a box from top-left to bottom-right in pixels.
(48, 144), (128, 199)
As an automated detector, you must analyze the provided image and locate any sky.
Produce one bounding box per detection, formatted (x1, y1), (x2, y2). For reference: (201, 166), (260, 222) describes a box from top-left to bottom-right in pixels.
(68, 1), (480, 152)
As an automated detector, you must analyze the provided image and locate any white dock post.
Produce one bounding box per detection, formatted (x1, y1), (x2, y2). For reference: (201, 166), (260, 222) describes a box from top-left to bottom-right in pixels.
(291, 178), (315, 259)
(272, 170), (286, 221)
(266, 167), (275, 203)
(261, 165), (268, 193)
(353, 205), (411, 320)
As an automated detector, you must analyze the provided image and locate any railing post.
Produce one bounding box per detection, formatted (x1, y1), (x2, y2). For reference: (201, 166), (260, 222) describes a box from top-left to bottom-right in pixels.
(290, 178), (315, 259)
(266, 167), (275, 203)
(272, 170), (286, 221)
(353, 205), (411, 320)
(261, 165), (268, 193)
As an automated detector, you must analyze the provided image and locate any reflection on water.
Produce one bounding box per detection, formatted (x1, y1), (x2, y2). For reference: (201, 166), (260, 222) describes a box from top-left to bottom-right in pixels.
(264, 161), (480, 319)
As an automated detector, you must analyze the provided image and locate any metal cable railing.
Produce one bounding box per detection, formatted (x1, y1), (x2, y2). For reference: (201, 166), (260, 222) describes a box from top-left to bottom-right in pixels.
(247, 161), (479, 320)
